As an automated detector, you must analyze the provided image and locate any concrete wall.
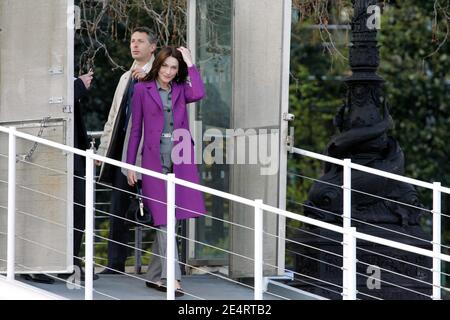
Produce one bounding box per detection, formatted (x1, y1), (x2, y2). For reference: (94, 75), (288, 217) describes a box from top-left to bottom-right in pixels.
(230, 0), (285, 278)
(0, 0), (73, 273)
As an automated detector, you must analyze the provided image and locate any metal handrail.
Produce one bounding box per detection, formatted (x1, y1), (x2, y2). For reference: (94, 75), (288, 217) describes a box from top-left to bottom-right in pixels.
(2, 125), (449, 300)
(291, 146), (447, 300)
(291, 147), (450, 194)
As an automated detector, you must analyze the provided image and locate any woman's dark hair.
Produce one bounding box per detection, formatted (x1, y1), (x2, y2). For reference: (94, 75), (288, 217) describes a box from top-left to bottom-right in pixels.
(142, 46), (188, 83)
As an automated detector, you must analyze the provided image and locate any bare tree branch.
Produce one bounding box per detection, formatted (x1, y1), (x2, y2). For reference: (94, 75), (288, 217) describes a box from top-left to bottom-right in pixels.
(77, 0), (188, 71)
(76, 0), (450, 71)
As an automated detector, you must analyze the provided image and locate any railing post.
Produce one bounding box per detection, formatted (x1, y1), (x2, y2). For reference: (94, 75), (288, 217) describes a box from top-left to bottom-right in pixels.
(432, 182), (441, 300)
(166, 173), (176, 300)
(7, 127), (17, 281)
(343, 159), (352, 229)
(254, 199), (264, 300)
(342, 159), (355, 299)
(84, 149), (94, 300)
(343, 227), (357, 300)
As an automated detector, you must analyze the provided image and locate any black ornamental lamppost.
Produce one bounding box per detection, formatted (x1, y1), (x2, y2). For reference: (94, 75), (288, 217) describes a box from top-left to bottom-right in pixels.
(295, 0), (432, 300)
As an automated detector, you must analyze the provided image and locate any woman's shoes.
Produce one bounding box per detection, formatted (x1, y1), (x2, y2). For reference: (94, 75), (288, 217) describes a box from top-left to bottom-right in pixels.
(145, 281), (166, 292)
(175, 288), (184, 297)
(145, 281), (184, 297)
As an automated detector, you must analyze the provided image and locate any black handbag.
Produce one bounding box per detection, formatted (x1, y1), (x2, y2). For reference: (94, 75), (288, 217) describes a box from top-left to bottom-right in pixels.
(125, 185), (153, 226)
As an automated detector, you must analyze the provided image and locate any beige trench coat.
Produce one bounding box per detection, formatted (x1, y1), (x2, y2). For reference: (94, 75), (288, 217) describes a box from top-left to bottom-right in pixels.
(97, 56), (154, 181)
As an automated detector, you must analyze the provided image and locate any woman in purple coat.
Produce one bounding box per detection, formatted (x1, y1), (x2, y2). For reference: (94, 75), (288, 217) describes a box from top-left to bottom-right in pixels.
(126, 46), (206, 295)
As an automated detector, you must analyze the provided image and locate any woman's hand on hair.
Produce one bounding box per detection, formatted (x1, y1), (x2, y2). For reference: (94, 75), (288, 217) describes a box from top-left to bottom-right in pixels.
(177, 46), (194, 68)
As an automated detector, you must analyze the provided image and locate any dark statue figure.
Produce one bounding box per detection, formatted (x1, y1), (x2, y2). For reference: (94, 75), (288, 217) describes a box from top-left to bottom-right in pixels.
(307, 100), (423, 227)
(293, 0), (432, 300)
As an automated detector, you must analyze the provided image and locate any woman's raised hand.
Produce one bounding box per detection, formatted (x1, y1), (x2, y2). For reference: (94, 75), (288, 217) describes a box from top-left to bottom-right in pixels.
(177, 46), (193, 68)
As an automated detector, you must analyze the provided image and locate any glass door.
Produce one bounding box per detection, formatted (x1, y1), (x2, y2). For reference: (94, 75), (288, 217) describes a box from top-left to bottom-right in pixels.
(190, 0), (233, 265)
(188, 0), (290, 277)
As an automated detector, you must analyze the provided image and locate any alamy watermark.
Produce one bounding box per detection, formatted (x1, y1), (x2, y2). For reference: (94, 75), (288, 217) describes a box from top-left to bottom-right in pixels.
(367, 5), (381, 30)
(366, 265), (381, 290)
(168, 121), (294, 176)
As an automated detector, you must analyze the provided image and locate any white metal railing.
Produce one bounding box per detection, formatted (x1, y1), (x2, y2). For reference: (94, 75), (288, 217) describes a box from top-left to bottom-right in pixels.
(1, 125), (450, 300)
(291, 146), (450, 300)
(7, 128), (16, 282)
(84, 149), (94, 300)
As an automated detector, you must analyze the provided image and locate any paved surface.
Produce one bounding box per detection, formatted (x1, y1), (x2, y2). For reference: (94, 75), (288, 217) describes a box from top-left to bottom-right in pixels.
(16, 273), (319, 300)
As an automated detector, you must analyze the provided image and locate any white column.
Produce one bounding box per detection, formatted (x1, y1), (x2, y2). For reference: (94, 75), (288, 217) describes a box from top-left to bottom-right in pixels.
(342, 227), (357, 300)
(254, 199), (264, 300)
(7, 127), (17, 281)
(432, 182), (441, 300)
(343, 159), (352, 229)
(84, 149), (94, 300)
(166, 173), (176, 300)
(342, 159), (355, 299)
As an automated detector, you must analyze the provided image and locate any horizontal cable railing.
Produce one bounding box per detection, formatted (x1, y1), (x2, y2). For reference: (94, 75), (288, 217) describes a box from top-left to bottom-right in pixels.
(287, 170), (433, 215)
(291, 147), (450, 193)
(0, 153), (158, 271)
(0, 168), (292, 299)
(289, 147), (449, 300)
(287, 170), (439, 242)
(1, 125), (450, 300)
(288, 194), (435, 246)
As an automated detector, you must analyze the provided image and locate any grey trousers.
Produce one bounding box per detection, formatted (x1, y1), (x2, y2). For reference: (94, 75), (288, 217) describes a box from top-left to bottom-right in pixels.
(145, 225), (182, 282)
(145, 150), (181, 283)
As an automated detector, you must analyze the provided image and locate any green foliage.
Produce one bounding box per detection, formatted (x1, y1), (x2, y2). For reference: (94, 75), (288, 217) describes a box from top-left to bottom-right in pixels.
(287, 0), (450, 207)
(286, 1), (450, 272)
(378, 1), (450, 186)
(287, 13), (349, 215)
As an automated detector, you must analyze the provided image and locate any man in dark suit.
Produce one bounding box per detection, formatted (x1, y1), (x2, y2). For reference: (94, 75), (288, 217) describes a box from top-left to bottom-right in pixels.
(71, 70), (99, 281)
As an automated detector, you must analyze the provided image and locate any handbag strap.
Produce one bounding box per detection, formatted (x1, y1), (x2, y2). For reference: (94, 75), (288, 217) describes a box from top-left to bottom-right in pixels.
(135, 180), (144, 195)
(135, 185), (142, 196)
(135, 185), (144, 204)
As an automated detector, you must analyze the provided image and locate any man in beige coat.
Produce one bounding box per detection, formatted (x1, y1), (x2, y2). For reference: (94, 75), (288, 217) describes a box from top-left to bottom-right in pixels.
(96, 27), (157, 274)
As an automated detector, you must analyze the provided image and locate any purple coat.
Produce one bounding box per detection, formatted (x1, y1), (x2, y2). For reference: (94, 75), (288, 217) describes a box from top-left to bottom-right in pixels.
(127, 65), (206, 226)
